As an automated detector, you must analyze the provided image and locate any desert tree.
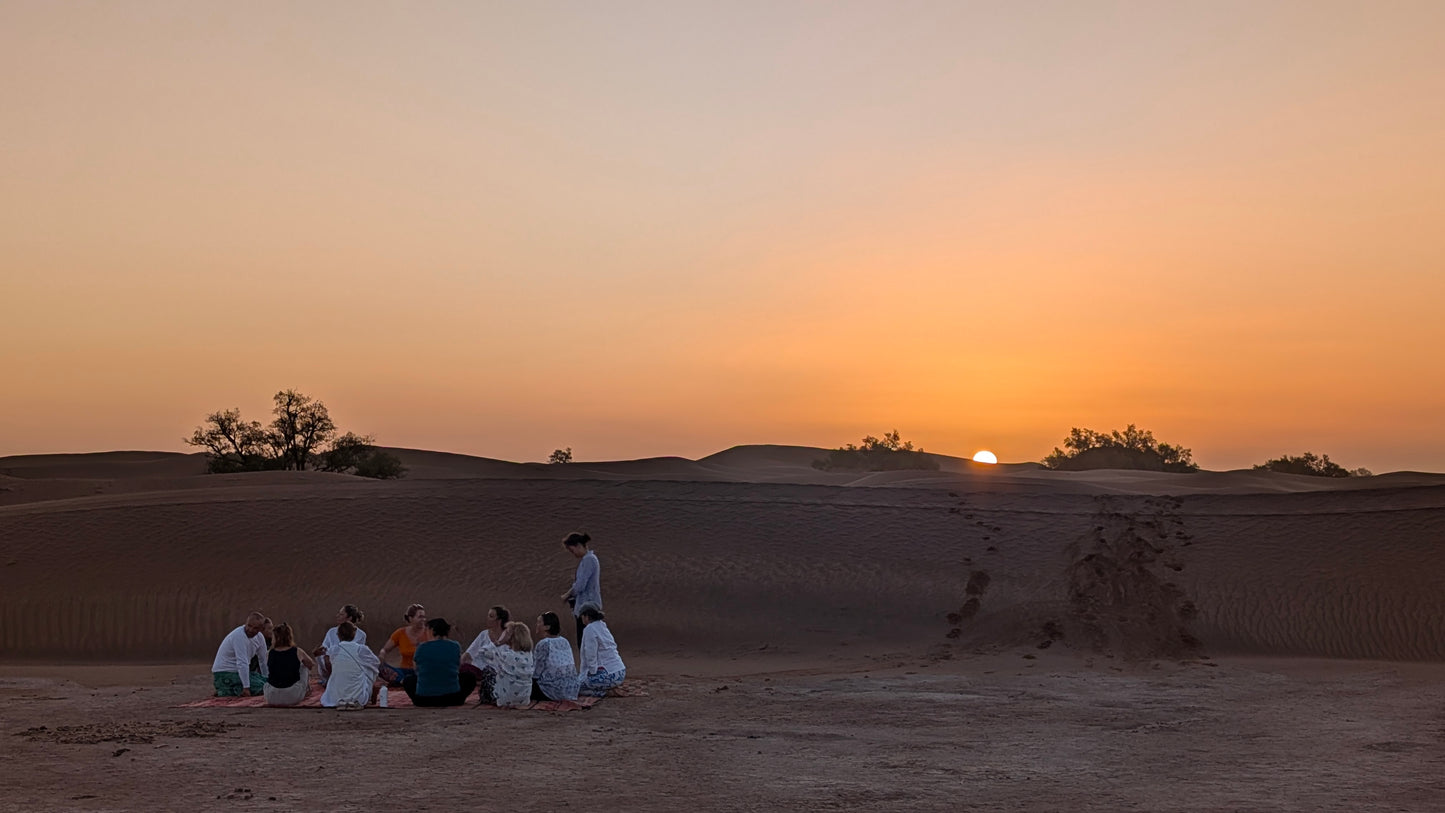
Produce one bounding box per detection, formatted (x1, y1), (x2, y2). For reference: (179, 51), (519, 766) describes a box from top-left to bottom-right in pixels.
(267, 389), (337, 471)
(1043, 424), (1198, 472)
(548, 447), (574, 464)
(187, 390), (402, 478)
(185, 408), (274, 473)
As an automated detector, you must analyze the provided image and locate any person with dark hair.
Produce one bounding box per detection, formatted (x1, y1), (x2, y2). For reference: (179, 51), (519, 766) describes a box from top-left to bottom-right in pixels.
(560, 532), (601, 645)
(320, 622), (378, 709)
(314, 604), (367, 686)
(377, 603), (426, 687)
(211, 611), (269, 697)
(402, 617), (477, 707)
(532, 611), (579, 702)
(577, 604), (626, 696)
(264, 622), (318, 706)
(461, 605), (510, 703)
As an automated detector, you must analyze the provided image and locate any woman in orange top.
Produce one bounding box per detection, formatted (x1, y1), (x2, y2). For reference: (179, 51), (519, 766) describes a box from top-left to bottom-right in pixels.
(377, 603), (426, 687)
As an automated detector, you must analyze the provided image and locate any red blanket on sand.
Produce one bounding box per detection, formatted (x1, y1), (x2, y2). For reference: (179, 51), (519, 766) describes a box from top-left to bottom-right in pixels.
(180, 679), (645, 710)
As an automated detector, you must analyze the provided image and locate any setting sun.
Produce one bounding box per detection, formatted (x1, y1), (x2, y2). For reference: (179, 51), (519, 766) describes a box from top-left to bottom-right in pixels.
(972, 451), (998, 465)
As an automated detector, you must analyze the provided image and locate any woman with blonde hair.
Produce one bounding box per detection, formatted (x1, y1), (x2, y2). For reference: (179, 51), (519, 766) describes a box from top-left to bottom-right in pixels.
(264, 622), (318, 707)
(377, 603), (426, 687)
(480, 621), (535, 708)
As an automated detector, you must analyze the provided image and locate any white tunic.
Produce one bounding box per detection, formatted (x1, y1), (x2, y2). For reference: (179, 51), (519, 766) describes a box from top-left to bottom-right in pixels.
(321, 625), (367, 652)
(320, 640), (379, 707)
(463, 630), (499, 664)
(210, 626), (268, 688)
(580, 621), (625, 676)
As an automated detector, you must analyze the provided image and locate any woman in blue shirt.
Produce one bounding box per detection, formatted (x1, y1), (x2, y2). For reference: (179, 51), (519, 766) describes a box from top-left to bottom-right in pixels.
(560, 532), (601, 646)
(402, 618), (477, 707)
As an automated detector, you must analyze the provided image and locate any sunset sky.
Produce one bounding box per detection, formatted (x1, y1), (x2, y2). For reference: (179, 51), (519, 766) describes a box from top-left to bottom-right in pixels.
(3, 2), (1443, 471)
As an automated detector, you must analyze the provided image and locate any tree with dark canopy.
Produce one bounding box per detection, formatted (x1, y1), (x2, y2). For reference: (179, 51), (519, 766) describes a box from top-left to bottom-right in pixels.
(1254, 452), (1370, 478)
(1043, 425), (1198, 473)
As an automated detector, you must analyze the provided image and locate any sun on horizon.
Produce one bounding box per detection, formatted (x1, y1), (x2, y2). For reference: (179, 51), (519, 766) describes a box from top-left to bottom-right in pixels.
(972, 450), (998, 465)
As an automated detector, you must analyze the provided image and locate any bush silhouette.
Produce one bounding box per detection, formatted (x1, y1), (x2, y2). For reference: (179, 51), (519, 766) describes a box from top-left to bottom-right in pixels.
(1254, 452), (1370, 478)
(1043, 425), (1198, 473)
(813, 430), (940, 472)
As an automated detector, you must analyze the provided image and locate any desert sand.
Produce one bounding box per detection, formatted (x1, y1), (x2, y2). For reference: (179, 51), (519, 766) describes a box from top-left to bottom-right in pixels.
(3, 446), (1445, 811)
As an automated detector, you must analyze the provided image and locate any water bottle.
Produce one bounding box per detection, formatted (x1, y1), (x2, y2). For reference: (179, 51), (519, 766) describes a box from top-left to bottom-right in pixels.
(378, 687), (388, 708)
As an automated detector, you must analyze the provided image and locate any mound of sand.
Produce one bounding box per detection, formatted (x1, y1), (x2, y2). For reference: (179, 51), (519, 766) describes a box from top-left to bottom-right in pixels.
(3, 448), (1445, 663)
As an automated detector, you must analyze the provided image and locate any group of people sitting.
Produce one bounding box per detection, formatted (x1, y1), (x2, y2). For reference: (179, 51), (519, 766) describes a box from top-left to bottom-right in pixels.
(210, 533), (625, 708)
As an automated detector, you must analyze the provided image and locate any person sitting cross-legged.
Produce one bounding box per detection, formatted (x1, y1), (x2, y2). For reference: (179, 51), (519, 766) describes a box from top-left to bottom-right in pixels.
(576, 604), (626, 697)
(320, 621), (379, 709)
(264, 622), (318, 707)
(531, 612), (579, 702)
(211, 611), (269, 697)
(481, 621), (535, 709)
(402, 618), (477, 707)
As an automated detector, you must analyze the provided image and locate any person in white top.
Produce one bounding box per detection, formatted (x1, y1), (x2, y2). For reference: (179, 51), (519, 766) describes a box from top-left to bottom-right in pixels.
(320, 622), (379, 709)
(461, 605), (510, 704)
(576, 604), (626, 697)
(313, 604), (367, 685)
(211, 611), (269, 697)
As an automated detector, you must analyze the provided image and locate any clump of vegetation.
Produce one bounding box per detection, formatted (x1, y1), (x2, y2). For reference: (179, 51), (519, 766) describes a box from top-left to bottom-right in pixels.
(548, 447), (573, 464)
(1254, 452), (1371, 478)
(1043, 425), (1198, 473)
(186, 390), (405, 479)
(813, 430), (940, 472)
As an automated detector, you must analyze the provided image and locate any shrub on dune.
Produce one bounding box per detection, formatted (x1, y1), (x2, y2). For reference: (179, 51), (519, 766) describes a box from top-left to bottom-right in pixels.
(1254, 452), (1370, 478)
(813, 430), (940, 472)
(1043, 425), (1198, 473)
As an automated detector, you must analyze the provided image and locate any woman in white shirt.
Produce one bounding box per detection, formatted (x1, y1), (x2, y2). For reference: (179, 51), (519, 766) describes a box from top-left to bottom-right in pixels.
(461, 605), (510, 704)
(319, 622), (379, 709)
(481, 621), (535, 708)
(576, 604), (626, 697)
(313, 604), (366, 685)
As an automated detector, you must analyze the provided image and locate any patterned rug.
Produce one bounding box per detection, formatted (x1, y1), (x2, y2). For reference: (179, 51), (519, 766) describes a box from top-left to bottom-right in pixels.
(179, 679), (646, 710)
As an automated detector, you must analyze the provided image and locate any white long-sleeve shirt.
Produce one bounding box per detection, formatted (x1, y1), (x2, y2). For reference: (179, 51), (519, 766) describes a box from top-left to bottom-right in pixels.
(210, 626), (268, 688)
(464, 630), (500, 664)
(320, 625), (367, 653)
(320, 640), (379, 707)
(580, 620), (625, 675)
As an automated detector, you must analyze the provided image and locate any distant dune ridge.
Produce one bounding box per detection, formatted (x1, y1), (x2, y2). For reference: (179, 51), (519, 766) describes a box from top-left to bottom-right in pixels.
(2, 446), (1444, 663)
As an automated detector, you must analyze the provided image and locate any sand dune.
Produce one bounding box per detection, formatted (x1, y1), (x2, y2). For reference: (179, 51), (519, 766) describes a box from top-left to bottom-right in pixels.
(3, 447), (1444, 664)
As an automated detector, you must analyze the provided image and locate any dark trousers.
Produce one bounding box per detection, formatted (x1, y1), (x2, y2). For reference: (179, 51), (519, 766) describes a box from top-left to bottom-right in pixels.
(402, 672), (477, 707)
(576, 615), (585, 648)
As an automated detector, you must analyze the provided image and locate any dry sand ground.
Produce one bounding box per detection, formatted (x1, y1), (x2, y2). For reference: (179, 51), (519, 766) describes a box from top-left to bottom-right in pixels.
(3, 447), (1445, 811)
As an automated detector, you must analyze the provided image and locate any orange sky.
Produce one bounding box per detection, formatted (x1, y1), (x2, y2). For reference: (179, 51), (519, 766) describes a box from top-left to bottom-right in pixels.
(3, 2), (1443, 471)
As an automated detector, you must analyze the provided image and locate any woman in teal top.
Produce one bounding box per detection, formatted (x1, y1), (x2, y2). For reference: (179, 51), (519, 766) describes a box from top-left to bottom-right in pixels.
(402, 618), (477, 707)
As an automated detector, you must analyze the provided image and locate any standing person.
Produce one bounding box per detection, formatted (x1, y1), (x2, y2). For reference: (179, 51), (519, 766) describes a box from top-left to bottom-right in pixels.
(264, 622), (318, 707)
(461, 606), (510, 704)
(403, 618), (477, 707)
(320, 622), (379, 709)
(480, 622), (535, 708)
(577, 604), (626, 697)
(377, 603), (426, 687)
(314, 605), (367, 686)
(559, 532), (601, 646)
(211, 612), (269, 697)
(532, 612), (579, 702)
